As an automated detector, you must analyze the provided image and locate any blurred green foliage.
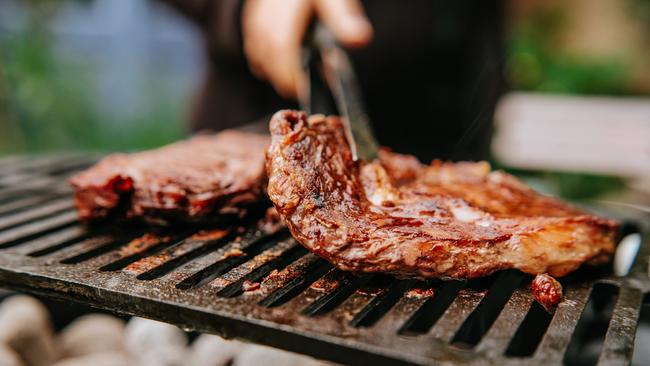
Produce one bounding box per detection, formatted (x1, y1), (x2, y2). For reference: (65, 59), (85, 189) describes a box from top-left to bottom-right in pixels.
(548, 172), (625, 200)
(0, 3), (184, 155)
(500, 1), (649, 200)
(631, 0), (650, 31)
(505, 5), (635, 95)
(489, 160), (626, 201)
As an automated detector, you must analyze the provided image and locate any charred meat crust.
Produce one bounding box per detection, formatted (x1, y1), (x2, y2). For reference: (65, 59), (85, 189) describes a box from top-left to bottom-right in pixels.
(266, 110), (619, 280)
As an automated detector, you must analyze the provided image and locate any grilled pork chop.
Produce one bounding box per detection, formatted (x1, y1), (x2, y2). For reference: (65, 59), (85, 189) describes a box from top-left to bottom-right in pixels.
(266, 110), (618, 281)
(71, 130), (269, 224)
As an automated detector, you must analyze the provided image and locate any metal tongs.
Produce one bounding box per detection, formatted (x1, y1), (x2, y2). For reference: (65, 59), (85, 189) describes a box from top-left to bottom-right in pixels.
(299, 24), (379, 161)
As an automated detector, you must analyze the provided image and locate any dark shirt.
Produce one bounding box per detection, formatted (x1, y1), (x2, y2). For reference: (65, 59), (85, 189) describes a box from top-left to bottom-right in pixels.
(161, 0), (504, 162)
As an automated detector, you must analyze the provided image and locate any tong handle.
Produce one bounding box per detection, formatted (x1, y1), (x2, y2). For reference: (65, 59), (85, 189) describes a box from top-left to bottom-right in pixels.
(299, 24), (336, 115)
(300, 23), (379, 161)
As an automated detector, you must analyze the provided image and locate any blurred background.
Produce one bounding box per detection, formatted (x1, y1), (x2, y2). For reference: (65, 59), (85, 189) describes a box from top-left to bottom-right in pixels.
(1, 0), (649, 206)
(0, 0), (199, 154)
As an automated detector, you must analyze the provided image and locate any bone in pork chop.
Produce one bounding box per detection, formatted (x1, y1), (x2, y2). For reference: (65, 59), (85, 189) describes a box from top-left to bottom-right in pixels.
(266, 110), (618, 289)
(71, 130), (269, 225)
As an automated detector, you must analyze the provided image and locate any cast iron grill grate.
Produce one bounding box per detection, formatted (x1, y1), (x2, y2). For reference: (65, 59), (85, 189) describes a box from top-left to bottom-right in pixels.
(0, 154), (648, 366)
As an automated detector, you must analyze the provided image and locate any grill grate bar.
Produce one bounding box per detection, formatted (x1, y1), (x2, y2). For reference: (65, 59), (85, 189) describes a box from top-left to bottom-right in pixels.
(365, 286), (433, 334)
(399, 280), (464, 336)
(59, 232), (147, 264)
(598, 285), (644, 365)
(99, 233), (192, 272)
(0, 191), (36, 206)
(0, 156), (60, 176)
(0, 173), (40, 188)
(134, 229), (233, 280)
(0, 211), (79, 249)
(162, 228), (278, 285)
(41, 235), (118, 262)
(268, 268), (350, 316)
(0, 158), (92, 187)
(0, 177), (69, 200)
(217, 244), (307, 298)
(27, 227), (96, 257)
(39, 158), (95, 176)
(504, 300), (554, 358)
(258, 256), (332, 307)
(0, 154), (90, 175)
(0, 199), (74, 231)
(452, 270), (526, 348)
(535, 282), (593, 363)
(324, 276), (394, 327)
(253, 253), (322, 298)
(176, 232), (291, 290)
(350, 279), (417, 328)
(0, 193), (70, 217)
(0, 156), (29, 170)
(429, 288), (484, 343)
(302, 272), (374, 316)
(475, 288), (534, 357)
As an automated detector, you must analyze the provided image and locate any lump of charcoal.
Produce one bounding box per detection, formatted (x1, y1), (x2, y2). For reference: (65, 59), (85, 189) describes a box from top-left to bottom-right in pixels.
(124, 317), (188, 366)
(57, 314), (125, 359)
(0, 295), (57, 366)
(188, 334), (245, 366)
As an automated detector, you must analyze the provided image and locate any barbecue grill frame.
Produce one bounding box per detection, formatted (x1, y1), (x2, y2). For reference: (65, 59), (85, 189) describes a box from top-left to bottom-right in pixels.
(0, 154), (648, 366)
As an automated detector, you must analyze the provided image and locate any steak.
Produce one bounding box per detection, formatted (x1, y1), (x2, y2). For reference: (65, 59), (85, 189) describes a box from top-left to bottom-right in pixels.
(71, 130), (270, 224)
(266, 110), (618, 281)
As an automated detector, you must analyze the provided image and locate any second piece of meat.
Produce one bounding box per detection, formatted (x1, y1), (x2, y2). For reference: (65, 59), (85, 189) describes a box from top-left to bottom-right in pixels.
(70, 130), (270, 225)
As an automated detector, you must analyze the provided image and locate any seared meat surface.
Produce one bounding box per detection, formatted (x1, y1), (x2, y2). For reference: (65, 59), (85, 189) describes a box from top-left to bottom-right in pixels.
(266, 110), (618, 280)
(71, 130), (269, 224)
(532, 274), (563, 311)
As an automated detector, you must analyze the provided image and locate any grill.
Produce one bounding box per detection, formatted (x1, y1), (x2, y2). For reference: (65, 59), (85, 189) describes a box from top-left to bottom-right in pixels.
(0, 154), (648, 365)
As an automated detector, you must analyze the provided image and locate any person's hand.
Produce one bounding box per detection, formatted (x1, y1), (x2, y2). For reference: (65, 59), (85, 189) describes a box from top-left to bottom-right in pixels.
(242, 0), (373, 99)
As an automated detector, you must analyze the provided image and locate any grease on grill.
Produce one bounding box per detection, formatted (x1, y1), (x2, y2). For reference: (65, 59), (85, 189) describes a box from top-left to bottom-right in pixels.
(124, 229), (232, 275)
(260, 257), (315, 293)
(405, 286), (435, 298)
(242, 280), (261, 292)
(309, 271), (345, 293)
(222, 248), (244, 259)
(209, 240), (295, 288)
(124, 253), (171, 274)
(118, 234), (168, 256)
(189, 229), (230, 241)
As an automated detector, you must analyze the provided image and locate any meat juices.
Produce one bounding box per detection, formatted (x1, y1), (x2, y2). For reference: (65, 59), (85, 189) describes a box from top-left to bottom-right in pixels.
(266, 110), (618, 307)
(70, 130), (269, 225)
